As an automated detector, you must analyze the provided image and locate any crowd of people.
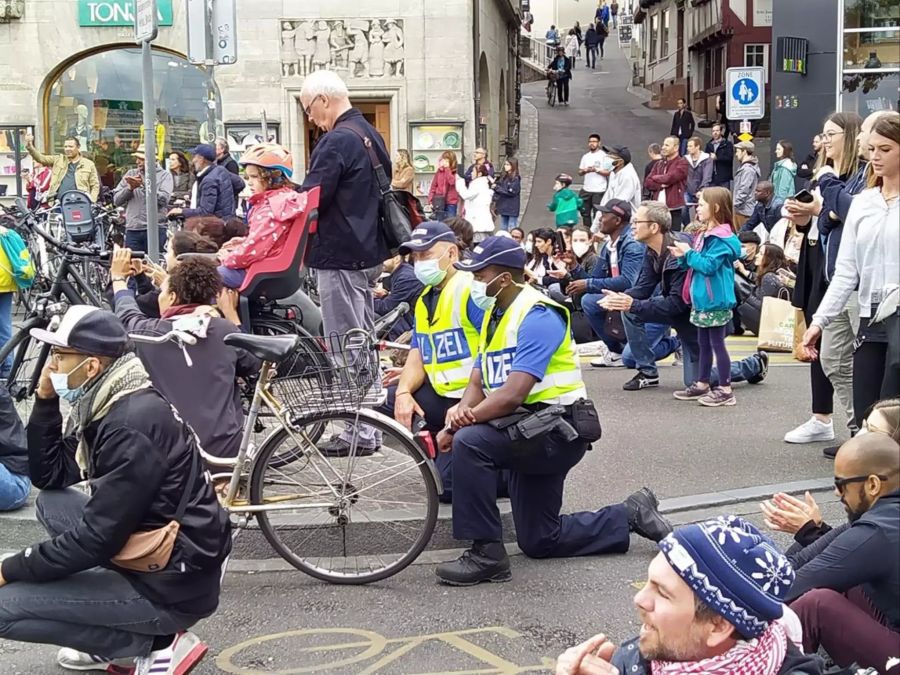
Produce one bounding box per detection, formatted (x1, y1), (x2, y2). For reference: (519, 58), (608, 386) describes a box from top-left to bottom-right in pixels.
(0, 65), (897, 675)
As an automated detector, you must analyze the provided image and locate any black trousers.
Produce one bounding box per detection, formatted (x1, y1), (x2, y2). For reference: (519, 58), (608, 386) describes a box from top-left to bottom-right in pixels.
(669, 209), (683, 232)
(803, 306), (836, 415)
(556, 79), (569, 103)
(853, 337), (900, 421)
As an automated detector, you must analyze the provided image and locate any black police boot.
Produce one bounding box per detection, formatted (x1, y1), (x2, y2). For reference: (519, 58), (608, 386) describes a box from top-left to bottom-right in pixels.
(625, 488), (673, 543)
(435, 541), (511, 586)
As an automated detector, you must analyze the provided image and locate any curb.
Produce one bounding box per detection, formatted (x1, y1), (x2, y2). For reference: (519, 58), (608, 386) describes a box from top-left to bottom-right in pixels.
(657, 477), (833, 515)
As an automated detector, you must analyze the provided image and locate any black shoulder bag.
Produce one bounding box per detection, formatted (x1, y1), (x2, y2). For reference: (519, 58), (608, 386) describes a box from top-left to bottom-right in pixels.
(339, 122), (424, 255)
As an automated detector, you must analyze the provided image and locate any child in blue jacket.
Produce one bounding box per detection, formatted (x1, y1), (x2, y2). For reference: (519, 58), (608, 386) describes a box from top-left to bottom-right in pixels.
(669, 186), (742, 407)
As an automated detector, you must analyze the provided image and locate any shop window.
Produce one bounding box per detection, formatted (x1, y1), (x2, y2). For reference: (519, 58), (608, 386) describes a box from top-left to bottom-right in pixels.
(44, 47), (220, 190)
(843, 0), (899, 70)
(744, 44), (769, 82)
(842, 71), (899, 116)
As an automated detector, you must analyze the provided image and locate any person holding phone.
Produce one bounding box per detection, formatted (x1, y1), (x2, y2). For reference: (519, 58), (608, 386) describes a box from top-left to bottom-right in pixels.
(113, 145), (173, 256)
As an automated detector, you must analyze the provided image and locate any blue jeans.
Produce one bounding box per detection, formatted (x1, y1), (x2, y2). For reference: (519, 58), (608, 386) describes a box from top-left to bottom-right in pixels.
(218, 266), (247, 289)
(621, 314), (681, 376)
(499, 215), (519, 231)
(581, 293), (627, 353)
(124, 228), (168, 261)
(0, 463), (29, 511)
(679, 138), (689, 156)
(0, 292), (13, 378)
(710, 354), (763, 387)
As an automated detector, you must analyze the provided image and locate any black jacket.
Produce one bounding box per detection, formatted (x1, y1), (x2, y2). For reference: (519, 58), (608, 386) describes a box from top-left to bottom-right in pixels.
(671, 109), (695, 140)
(301, 108), (390, 270)
(182, 164), (245, 220)
(2, 389), (232, 618)
(584, 26), (600, 47)
(217, 154), (240, 176)
(705, 138), (735, 186)
(0, 386), (27, 476)
(626, 233), (691, 324)
(374, 262), (423, 339)
(785, 490), (900, 630)
(611, 636), (825, 674)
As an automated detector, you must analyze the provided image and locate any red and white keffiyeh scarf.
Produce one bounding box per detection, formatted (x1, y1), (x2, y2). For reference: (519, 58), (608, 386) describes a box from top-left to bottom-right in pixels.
(650, 621), (788, 675)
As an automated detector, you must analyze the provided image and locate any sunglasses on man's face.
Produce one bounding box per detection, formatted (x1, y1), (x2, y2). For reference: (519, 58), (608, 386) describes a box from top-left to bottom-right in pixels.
(834, 474), (888, 494)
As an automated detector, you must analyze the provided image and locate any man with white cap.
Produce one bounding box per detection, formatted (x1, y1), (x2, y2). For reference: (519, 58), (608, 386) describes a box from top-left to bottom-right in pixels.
(0, 306), (231, 675)
(113, 144), (174, 254)
(556, 516), (825, 675)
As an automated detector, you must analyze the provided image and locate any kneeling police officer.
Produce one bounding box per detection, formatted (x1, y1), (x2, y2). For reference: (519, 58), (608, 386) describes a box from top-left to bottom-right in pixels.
(435, 236), (672, 586)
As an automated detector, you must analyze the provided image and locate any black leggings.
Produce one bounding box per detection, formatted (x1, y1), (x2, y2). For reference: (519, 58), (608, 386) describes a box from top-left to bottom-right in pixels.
(697, 324), (732, 386)
(853, 340), (900, 421)
(804, 307), (835, 415)
(556, 79), (570, 103)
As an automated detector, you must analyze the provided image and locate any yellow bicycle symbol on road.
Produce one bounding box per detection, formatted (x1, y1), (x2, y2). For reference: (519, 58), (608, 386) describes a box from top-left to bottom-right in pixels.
(216, 625), (555, 674)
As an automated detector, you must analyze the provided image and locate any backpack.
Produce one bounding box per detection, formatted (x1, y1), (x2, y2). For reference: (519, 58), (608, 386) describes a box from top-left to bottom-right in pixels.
(0, 228), (36, 290)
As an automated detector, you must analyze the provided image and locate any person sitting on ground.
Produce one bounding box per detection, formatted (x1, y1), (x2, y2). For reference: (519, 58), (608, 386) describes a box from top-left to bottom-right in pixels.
(555, 516), (823, 675)
(111, 249), (260, 461)
(509, 226), (525, 246)
(184, 215), (227, 248)
(736, 243), (790, 336)
(0, 387), (29, 512)
(0, 306), (232, 674)
(734, 230), (761, 283)
(785, 432), (900, 674)
(739, 180), (784, 234)
(444, 215), (475, 258)
(217, 144), (306, 289)
(374, 252), (423, 340)
(524, 228), (559, 285)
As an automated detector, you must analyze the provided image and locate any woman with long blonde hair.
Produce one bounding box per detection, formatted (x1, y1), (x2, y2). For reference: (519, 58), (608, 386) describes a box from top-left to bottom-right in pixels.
(391, 149), (414, 192)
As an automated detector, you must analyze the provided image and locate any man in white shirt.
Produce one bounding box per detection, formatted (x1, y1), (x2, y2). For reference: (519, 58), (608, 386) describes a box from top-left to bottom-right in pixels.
(578, 133), (612, 227)
(599, 145), (642, 214)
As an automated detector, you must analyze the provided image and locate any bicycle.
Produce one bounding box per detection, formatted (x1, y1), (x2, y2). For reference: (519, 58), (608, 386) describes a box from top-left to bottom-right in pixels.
(130, 327), (440, 584)
(546, 70), (558, 107)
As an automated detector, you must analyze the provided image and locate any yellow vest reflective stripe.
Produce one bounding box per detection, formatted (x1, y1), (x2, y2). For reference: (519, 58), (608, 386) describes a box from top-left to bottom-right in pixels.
(413, 271), (481, 399)
(479, 285), (587, 405)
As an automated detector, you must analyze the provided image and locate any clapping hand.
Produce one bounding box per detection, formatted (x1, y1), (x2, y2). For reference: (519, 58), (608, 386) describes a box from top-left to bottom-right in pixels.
(667, 241), (690, 258)
(760, 491), (822, 534)
(598, 290), (633, 312)
(555, 633), (619, 675)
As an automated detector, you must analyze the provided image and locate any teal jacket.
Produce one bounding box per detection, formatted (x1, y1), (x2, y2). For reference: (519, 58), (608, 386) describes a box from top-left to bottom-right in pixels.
(547, 188), (583, 227)
(770, 159), (798, 201)
(678, 224), (742, 312)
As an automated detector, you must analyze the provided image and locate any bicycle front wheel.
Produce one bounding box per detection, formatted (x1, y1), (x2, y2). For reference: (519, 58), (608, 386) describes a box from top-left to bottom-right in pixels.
(0, 319), (51, 420)
(250, 410), (439, 584)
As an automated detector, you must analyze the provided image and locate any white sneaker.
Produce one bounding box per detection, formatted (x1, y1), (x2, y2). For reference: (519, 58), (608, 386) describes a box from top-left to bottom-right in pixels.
(134, 632), (208, 675)
(784, 417), (835, 444)
(590, 351), (623, 368)
(577, 340), (609, 357)
(57, 648), (134, 673)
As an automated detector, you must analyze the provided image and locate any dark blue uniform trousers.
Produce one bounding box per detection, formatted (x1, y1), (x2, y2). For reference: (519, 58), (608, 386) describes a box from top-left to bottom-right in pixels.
(451, 423), (631, 558)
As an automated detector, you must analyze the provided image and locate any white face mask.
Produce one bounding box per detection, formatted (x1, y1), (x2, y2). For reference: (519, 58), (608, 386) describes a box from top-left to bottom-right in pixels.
(572, 242), (591, 258)
(524, 241), (534, 254)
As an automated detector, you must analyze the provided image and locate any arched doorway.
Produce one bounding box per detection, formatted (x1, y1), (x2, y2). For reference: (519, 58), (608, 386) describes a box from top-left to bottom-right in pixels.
(498, 70), (508, 160)
(478, 52), (492, 159)
(42, 45), (220, 188)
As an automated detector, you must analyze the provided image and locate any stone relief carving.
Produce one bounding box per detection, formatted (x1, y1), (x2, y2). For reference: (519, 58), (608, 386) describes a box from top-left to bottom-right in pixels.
(0, 0), (26, 22)
(280, 19), (404, 78)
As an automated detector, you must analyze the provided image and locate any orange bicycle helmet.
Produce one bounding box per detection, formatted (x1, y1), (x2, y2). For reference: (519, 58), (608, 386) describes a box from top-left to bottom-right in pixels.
(239, 143), (294, 178)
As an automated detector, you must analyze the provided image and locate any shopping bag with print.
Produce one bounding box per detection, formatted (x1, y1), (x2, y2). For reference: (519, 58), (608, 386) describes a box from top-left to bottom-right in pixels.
(756, 295), (795, 353)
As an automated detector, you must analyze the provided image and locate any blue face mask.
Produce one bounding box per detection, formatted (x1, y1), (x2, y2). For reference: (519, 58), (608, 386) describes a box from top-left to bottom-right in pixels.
(470, 273), (504, 311)
(50, 358), (90, 403)
(414, 251), (450, 287)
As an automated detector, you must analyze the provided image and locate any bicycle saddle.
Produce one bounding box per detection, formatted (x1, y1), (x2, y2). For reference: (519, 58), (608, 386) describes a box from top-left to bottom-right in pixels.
(224, 333), (300, 363)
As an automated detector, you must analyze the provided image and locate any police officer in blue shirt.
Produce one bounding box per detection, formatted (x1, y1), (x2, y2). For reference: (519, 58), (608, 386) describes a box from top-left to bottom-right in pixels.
(434, 236), (672, 586)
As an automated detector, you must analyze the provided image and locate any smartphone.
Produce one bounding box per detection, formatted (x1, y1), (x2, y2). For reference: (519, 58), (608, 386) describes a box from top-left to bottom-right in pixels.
(552, 230), (567, 256)
(793, 189), (815, 204)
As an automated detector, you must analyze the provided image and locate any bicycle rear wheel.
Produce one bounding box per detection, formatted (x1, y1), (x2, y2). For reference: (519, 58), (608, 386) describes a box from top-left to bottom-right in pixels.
(0, 319), (50, 420)
(250, 409), (439, 584)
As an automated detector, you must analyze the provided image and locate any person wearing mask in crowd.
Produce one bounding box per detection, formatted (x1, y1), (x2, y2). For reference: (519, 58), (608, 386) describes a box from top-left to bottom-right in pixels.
(736, 243), (790, 336)
(796, 134), (823, 191)
(802, 112), (900, 433)
(167, 151), (194, 204)
(434, 236), (671, 585)
(390, 149), (415, 192)
(739, 180), (784, 235)
(445, 215), (474, 257)
(785, 432), (900, 674)
(670, 99), (695, 157)
(111, 250), (259, 461)
(167, 144), (245, 221)
(373, 251), (423, 340)
(547, 173), (583, 228)
(669, 187), (742, 407)
(599, 145), (641, 213)
(549, 47), (572, 106)
(732, 141), (760, 229)
(564, 29), (579, 68)
(771, 140), (798, 201)
(782, 111), (865, 451)
(682, 135), (714, 226)
(524, 228), (558, 285)
(0, 387), (28, 512)
(509, 227), (525, 246)
(378, 221), (484, 503)
(642, 143), (662, 200)
(299, 70), (392, 456)
(493, 158), (521, 232)
(542, 226), (596, 305)
(643, 136), (689, 231)
(0, 306), (232, 675)
(578, 134), (611, 227)
(734, 230), (761, 283)
(464, 147), (495, 183)
(214, 137), (239, 175)
(705, 123), (735, 189)
(216, 144), (303, 289)
(455, 165), (495, 241)
(571, 201), (646, 367)
(556, 516), (823, 675)
(428, 151), (460, 221)
(24, 132), (100, 202)
(113, 144), (173, 254)
(583, 22), (600, 69)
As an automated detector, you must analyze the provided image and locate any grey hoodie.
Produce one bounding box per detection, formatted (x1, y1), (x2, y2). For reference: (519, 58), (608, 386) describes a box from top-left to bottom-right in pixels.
(113, 162), (174, 231)
(733, 156), (760, 216)
(685, 151), (714, 196)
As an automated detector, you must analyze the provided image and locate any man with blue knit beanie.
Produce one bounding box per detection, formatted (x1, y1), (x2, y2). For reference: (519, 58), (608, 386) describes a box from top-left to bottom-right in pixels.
(555, 516), (825, 674)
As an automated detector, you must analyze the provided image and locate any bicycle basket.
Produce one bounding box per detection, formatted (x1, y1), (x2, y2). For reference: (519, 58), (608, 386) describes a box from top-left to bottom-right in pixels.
(270, 332), (383, 414)
(59, 191), (97, 244)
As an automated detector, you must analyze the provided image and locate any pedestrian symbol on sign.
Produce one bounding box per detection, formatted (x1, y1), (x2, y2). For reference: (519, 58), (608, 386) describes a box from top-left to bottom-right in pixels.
(733, 78), (759, 105)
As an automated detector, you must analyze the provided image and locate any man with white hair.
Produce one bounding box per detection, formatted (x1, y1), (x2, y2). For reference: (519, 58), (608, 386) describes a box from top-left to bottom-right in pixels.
(299, 69), (392, 456)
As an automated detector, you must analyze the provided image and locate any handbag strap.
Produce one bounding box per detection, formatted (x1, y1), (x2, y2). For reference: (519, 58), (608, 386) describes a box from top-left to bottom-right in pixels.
(174, 450), (199, 523)
(337, 120), (392, 196)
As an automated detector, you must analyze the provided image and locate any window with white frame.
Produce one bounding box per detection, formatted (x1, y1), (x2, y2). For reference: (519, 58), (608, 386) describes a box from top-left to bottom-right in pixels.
(650, 13), (659, 61)
(744, 43), (769, 82)
(662, 9), (670, 58)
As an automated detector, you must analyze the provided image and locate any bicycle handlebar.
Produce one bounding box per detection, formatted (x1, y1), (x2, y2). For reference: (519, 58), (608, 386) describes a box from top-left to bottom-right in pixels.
(129, 329), (198, 347)
(17, 204), (144, 260)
